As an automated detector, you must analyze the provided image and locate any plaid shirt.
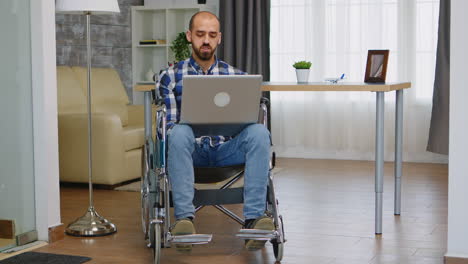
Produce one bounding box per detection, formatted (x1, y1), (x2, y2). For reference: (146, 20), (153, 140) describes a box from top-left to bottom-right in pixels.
(156, 56), (245, 147)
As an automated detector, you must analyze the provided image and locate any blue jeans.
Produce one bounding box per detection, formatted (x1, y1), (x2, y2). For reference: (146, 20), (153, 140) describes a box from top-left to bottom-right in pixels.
(167, 123), (271, 220)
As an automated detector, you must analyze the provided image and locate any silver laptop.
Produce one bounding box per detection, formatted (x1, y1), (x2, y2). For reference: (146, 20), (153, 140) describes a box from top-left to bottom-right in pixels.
(180, 75), (263, 136)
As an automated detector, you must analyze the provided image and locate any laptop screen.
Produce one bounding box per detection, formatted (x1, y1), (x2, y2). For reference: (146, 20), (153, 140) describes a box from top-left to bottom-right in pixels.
(180, 75), (263, 136)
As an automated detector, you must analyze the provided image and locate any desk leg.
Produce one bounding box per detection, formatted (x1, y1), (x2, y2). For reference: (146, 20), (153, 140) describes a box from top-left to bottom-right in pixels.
(394, 90), (403, 215)
(375, 92), (385, 235)
(144, 91), (152, 139)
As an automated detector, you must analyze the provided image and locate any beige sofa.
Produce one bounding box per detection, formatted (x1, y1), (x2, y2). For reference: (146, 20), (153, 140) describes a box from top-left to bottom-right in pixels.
(57, 66), (145, 185)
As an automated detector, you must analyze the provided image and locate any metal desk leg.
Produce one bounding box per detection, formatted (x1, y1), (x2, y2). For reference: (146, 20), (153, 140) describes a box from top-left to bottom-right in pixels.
(375, 92), (385, 234)
(394, 90), (403, 215)
(144, 91), (152, 139)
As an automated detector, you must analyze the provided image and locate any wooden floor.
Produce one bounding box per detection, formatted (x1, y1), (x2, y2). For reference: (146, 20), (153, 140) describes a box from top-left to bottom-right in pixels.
(0, 239), (14, 250)
(35, 158), (448, 264)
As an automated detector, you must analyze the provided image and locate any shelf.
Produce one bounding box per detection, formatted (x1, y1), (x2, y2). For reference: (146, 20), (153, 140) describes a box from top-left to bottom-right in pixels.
(132, 6), (208, 104)
(137, 44), (171, 48)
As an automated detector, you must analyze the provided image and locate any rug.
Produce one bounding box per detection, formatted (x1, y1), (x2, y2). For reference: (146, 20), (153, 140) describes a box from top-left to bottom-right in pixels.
(0, 252), (90, 264)
(115, 167), (284, 192)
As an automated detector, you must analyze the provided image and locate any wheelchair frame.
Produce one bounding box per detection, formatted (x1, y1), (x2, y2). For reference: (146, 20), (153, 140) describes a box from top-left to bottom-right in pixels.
(141, 98), (285, 264)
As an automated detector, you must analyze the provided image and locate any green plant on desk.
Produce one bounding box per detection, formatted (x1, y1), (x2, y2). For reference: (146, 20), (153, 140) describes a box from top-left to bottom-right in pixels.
(293, 61), (312, 69)
(293, 61), (312, 83)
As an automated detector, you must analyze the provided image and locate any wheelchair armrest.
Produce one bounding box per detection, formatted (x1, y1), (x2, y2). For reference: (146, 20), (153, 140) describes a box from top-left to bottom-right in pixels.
(154, 101), (167, 139)
(258, 98), (269, 127)
(154, 103), (166, 113)
(154, 97), (165, 108)
(260, 97), (270, 106)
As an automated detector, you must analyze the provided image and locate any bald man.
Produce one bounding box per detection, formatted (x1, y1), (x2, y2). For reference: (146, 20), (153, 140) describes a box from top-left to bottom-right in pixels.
(156, 11), (273, 252)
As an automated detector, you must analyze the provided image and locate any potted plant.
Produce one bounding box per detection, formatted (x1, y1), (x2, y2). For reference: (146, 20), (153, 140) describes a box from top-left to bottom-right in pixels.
(171, 32), (191, 63)
(293, 61), (312, 83)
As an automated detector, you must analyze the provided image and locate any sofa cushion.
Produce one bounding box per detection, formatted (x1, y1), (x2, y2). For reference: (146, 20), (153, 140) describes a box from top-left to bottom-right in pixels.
(71, 67), (130, 126)
(123, 125), (144, 151)
(125, 148), (142, 183)
(56, 66), (86, 114)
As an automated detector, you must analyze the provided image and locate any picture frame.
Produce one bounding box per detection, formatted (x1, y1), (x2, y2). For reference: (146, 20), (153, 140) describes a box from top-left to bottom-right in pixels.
(364, 50), (389, 83)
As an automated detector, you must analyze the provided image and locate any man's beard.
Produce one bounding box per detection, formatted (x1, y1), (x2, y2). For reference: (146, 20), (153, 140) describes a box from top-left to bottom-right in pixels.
(193, 44), (216, 61)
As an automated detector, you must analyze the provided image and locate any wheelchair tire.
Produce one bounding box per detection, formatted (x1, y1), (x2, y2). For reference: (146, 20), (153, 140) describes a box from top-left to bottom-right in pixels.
(272, 214), (285, 261)
(141, 143), (151, 239)
(153, 223), (161, 264)
(272, 241), (283, 262)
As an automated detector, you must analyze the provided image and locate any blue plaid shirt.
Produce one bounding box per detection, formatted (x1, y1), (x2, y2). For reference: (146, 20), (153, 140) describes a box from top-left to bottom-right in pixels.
(156, 56), (245, 147)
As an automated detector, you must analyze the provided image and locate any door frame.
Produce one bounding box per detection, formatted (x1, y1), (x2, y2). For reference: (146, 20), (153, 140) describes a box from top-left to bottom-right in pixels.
(30, 0), (61, 242)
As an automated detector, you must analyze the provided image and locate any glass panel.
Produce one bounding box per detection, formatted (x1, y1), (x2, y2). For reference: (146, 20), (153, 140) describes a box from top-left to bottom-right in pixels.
(0, 0), (36, 251)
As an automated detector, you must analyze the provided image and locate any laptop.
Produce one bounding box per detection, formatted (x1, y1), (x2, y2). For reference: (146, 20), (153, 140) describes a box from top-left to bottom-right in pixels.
(180, 75), (263, 137)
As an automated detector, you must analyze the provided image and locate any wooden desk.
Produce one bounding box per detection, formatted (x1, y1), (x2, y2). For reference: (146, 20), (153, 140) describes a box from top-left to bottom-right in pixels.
(262, 82), (410, 92)
(135, 82), (410, 92)
(134, 84), (155, 92)
(135, 81), (412, 234)
(263, 82), (411, 235)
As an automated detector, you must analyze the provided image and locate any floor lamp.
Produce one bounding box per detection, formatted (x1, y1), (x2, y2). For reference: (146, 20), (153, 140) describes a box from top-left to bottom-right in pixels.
(56, 0), (120, 237)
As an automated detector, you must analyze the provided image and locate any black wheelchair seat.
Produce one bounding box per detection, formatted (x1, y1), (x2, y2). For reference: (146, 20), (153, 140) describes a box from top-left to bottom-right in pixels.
(194, 164), (245, 184)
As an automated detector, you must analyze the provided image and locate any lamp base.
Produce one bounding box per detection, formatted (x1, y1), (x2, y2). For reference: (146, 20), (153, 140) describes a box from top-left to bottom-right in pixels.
(65, 207), (117, 237)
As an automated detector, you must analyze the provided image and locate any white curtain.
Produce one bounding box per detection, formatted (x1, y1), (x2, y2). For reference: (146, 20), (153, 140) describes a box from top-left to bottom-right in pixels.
(270, 0), (448, 163)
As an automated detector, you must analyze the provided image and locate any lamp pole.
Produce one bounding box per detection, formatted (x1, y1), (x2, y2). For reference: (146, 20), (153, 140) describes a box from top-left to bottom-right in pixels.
(86, 12), (94, 211)
(65, 10), (117, 237)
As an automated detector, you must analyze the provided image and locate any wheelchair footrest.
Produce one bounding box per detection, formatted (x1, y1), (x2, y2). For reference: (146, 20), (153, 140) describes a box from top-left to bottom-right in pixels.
(169, 234), (213, 245)
(236, 229), (278, 241)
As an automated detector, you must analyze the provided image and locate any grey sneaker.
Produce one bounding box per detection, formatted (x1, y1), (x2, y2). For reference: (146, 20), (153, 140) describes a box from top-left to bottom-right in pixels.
(244, 216), (275, 251)
(172, 218), (195, 252)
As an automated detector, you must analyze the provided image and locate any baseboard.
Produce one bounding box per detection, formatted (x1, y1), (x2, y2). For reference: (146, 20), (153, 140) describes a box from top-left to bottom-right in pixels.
(445, 256), (468, 264)
(48, 224), (64, 243)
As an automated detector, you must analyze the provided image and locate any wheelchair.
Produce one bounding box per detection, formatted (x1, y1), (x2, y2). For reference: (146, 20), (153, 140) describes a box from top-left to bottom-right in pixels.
(141, 95), (286, 264)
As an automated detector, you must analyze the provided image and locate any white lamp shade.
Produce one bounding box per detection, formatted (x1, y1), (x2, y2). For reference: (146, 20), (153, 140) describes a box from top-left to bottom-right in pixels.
(56, 0), (120, 14)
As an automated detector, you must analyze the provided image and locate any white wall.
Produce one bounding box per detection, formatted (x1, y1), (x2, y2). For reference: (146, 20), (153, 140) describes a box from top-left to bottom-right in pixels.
(446, 0), (468, 258)
(31, 0), (61, 241)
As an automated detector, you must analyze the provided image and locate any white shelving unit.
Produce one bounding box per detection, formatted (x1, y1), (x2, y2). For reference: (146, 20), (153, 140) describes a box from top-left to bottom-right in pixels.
(131, 5), (214, 104)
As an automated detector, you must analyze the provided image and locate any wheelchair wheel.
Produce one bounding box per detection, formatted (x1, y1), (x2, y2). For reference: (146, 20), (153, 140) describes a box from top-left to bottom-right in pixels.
(272, 214), (285, 262)
(153, 223), (161, 264)
(141, 142), (151, 239)
(272, 241), (283, 262)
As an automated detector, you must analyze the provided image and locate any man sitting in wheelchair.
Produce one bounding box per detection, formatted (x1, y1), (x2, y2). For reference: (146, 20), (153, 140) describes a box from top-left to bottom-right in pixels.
(156, 11), (274, 251)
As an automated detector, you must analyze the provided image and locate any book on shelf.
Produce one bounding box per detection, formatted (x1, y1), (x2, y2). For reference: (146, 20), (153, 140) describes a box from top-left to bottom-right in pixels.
(139, 39), (167, 45)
